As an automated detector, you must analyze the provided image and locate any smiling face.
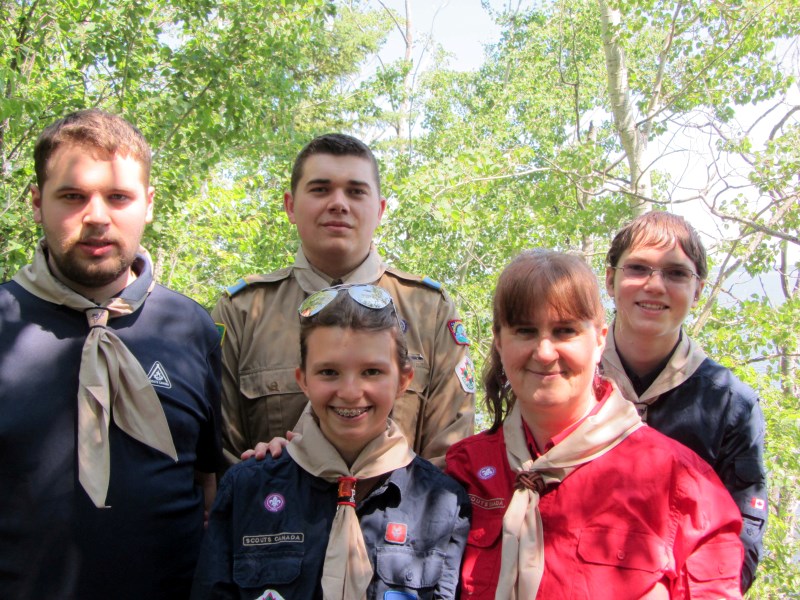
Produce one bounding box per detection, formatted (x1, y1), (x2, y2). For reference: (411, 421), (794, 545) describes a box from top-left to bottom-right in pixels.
(606, 243), (704, 354)
(31, 143), (154, 301)
(495, 306), (607, 431)
(284, 154), (386, 279)
(296, 326), (412, 465)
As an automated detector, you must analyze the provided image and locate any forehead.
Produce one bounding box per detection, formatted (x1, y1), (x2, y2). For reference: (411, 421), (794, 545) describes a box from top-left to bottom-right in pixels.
(305, 326), (395, 360)
(621, 242), (695, 266)
(45, 144), (146, 186)
(299, 154), (377, 188)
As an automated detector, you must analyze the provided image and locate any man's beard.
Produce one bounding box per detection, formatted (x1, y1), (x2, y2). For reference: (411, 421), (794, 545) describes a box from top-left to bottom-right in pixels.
(50, 244), (135, 291)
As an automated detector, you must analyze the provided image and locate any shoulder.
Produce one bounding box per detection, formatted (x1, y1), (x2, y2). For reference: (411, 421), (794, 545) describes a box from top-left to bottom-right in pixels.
(381, 268), (453, 300)
(220, 267), (294, 299)
(150, 284), (219, 338)
(692, 356), (759, 403)
(404, 456), (471, 504)
(628, 426), (716, 476)
(221, 451), (298, 488)
(446, 430), (504, 472)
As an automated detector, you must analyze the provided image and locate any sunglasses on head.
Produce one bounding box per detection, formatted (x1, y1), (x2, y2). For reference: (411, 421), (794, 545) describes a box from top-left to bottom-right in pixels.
(298, 284), (397, 319)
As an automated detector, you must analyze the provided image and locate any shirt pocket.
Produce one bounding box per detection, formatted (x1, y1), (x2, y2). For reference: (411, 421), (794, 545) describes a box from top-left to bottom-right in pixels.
(239, 368), (305, 437)
(240, 367), (302, 400)
(576, 527), (669, 595)
(462, 502), (504, 595)
(684, 540), (742, 598)
(232, 548), (304, 590)
(734, 456), (765, 486)
(375, 546), (444, 592)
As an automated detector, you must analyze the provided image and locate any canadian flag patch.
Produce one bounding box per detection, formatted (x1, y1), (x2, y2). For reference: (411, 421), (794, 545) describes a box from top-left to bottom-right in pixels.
(750, 497), (766, 510)
(385, 522), (408, 544)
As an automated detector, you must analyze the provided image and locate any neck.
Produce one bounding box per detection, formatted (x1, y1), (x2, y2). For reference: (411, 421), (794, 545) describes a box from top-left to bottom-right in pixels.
(519, 394), (595, 453)
(612, 321), (678, 378)
(304, 247), (370, 280)
(47, 257), (135, 304)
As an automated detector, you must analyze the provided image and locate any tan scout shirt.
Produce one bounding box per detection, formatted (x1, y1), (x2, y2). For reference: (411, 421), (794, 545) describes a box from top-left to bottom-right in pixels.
(212, 247), (475, 468)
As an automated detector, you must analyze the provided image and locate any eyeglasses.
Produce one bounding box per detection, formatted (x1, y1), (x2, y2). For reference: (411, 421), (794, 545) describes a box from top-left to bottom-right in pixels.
(612, 263), (700, 285)
(298, 284), (397, 318)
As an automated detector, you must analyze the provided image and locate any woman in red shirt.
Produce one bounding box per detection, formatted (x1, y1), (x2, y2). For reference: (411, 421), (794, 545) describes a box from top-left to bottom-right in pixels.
(445, 250), (743, 599)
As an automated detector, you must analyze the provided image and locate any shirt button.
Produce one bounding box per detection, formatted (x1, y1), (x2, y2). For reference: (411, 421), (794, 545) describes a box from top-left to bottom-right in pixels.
(617, 550), (626, 560)
(405, 571), (414, 581)
(268, 381), (279, 391)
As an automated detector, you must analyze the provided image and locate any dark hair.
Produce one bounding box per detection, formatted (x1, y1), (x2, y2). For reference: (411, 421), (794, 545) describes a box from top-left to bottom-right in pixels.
(485, 250), (605, 432)
(606, 211), (708, 280)
(290, 133), (381, 196)
(299, 290), (410, 374)
(34, 109), (152, 190)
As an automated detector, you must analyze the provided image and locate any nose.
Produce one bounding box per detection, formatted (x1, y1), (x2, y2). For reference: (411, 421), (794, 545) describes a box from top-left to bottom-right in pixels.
(327, 188), (349, 213)
(533, 337), (558, 363)
(337, 375), (363, 402)
(83, 194), (111, 225)
(642, 269), (667, 292)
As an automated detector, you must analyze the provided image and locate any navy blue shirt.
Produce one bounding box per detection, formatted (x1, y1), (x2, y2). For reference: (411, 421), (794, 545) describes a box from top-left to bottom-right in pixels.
(0, 277), (222, 599)
(192, 453), (470, 599)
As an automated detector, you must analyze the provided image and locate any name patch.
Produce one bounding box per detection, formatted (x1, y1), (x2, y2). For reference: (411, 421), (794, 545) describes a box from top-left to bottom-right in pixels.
(243, 532), (305, 546)
(469, 494), (506, 510)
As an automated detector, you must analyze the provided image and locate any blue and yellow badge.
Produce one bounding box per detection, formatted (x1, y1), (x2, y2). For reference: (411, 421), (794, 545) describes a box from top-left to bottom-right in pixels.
(455, 355), (476, 394)
(215, 323), (227, 346)
(447, 319), (470, 345)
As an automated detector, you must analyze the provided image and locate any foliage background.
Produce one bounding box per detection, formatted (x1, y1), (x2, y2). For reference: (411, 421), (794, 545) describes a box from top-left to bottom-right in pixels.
(1, 0), (798, 595)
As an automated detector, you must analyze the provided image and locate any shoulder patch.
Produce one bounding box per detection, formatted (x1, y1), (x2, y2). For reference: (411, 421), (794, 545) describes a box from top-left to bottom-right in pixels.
(223, 268), (294, 297)
(421, 276), (442, 291)
(455, 355), (476, 394)
(225, 278), (248, 297)
(215, 323), (226, 346)
(448, 319), (470, 345)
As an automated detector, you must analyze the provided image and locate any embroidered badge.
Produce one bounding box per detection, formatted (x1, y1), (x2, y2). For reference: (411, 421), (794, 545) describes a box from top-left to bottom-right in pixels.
(447, 319), (470, 345)
(399, 318), (408, 334)
(750, 497), (766, 510)
(254, 590), (286, 600)
(469, 494), (506, 510)
(455, 355), (476, 394)
(264, 493), (285, 513)
(385, 522), (408, 544)
(215, 322), (226, 346)
(244, 532), (304, 546)
(478, 466), (496, 480)
(147, 361), (172, 389)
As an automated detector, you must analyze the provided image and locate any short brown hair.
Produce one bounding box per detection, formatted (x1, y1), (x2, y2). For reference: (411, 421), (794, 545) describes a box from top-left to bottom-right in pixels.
(484, 250), (604, 432)
(299, 289), (410, 375)
(34, 109), (152, 189)
(290, 133), (380, 196)
(606, 211), (708, 280)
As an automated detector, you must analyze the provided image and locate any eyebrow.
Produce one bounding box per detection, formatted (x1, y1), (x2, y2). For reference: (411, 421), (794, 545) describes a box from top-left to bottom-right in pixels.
(305, 178), (372, 190)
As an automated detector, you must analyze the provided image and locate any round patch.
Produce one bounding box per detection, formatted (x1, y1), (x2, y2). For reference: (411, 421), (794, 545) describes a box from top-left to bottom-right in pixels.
(264, 493), (285, 512)
(478, 466), (496, 480)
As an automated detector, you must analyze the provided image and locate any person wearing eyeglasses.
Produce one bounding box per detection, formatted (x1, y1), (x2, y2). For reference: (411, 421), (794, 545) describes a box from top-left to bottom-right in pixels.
(602, 211), (767, 592)
(192, 286), (470, 599)
(212, 134), (475, 469)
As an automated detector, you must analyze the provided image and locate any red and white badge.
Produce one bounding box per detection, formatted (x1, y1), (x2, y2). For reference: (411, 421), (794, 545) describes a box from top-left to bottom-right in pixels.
(385, 522), (408, 544)
(750, 497), (766, 510)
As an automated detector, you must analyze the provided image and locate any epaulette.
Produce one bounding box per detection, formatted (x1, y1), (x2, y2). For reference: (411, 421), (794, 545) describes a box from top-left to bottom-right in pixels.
(223, 267), (293, 297)
(384, 267), (446, 294)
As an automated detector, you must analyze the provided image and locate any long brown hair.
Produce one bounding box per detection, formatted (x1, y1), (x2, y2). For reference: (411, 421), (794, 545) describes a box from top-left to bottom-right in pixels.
(485, 250), (604, 432)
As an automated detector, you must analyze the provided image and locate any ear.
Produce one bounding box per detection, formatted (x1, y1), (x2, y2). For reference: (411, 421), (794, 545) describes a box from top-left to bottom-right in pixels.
(295, 366), (308, 396)
(145, 186), (155, 224)
(396, 368), (413, 398)
(31, 185), (43, 224)
(604, 267), (616, 299)
(377, 196), (387, 223)
(692, 279), (706, 308)
(284, 191), (297, 224)
(594, 322), (609, 363)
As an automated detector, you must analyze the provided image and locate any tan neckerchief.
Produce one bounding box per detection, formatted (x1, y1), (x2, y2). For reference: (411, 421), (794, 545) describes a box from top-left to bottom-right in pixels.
(602, 323), (707, 419)
(287, 415), (414, 600)
(497, 382), (643, 599)
(13, 239), (177, 508)
(292, 245), (386, 294)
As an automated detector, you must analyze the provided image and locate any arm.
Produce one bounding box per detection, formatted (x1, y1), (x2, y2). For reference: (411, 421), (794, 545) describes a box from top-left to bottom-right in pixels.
(435, 488), (471, 599)
(211, 294), (250, 467)
(190, 473), (237, 599)
(194, 471), (216, 528)
(717, 390), (768, 592)
(419, 293), (475, 466)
